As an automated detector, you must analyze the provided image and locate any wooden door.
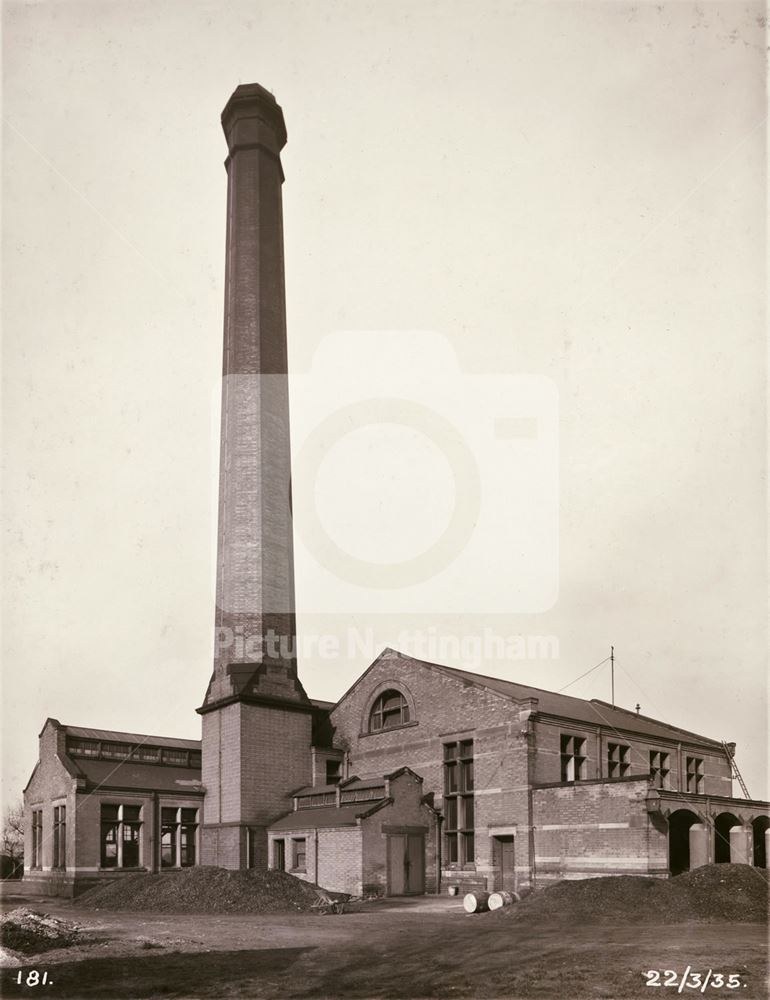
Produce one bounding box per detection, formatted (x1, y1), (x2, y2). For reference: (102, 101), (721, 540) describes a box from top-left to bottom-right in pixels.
(494, 835), (516, 891)
(388, 833), (425, 895)
(388, 835), (406, 895)
(405, 834), (425, 894)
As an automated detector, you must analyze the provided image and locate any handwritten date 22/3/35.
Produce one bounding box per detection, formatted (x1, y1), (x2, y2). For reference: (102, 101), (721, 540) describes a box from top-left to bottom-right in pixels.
(645, 968), (745, 991)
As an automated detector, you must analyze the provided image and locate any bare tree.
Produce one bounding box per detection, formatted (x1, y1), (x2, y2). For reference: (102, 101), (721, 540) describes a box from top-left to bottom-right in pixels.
(1, 800), (24, 878)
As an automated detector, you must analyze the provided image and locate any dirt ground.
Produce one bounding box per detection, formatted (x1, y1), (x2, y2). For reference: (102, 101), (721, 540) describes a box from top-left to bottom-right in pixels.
(1, 893), (767, 1000)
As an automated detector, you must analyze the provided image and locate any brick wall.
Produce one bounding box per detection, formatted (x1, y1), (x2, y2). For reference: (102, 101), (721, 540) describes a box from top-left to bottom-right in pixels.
(360, 771), (438, 895)
(239, 702), (312, 822)
(330, 654), (532, 892)
(201, 700), (312, 868)
(317, 828), (363, 894)
(267, 826), (364, 895)
(531, 777), (668, 885)
(533, 717), (732, 796)
(23, 721), (76, 891)
(23, 720), (204, 896)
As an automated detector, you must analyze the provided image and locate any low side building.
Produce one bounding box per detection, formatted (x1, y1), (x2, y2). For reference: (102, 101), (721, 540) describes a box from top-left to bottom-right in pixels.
(23, 718), (203, 897)
(267, 767), (439, 896)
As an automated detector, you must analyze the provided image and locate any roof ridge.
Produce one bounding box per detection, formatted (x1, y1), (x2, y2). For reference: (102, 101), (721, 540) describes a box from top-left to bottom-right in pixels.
(64, 724), (201, 745)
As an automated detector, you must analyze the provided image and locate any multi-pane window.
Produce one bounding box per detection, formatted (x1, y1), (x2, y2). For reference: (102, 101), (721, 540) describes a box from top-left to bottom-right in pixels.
(686, 756), (704, 793)
(560, 734), (587, 782)
(292, 838), (307, 871)
(52, 805), (66, 869)
(369, 690), (410, 732)
(161, 807), (198, 868)
(67, 739), (101, 757)
(607, 742), (630, 778)
(325, 759), (342, 785)
(66, 739), (198, 767)
(650, 750), (670, 789)
(444, 740), (474, 865)
(101, 804), (142, 868)
(31, 810), (43, 868)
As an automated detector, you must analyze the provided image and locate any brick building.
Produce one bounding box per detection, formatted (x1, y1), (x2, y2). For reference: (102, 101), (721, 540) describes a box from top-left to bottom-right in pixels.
(20, 82), (770, 897)
(21, 651), (770, 898)
(23, 720), (203, 896)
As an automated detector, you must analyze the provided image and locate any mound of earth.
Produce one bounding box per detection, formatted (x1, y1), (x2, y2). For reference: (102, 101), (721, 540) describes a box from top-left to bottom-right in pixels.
(0, 908), (82, 954)
(502, 863), (768, 924)
(75, 866), (341, 913)
(0, 945), (23, 968)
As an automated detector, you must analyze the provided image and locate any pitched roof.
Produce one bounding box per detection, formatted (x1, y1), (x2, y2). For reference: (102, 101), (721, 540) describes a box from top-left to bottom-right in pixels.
(270, 803), (382, 831)
(68, 758), (203, 794)
(292, 784), (339, 796)
(64, 724), (200, 750)
(340, 775), (387, 791)
(331, 648), (722, 748)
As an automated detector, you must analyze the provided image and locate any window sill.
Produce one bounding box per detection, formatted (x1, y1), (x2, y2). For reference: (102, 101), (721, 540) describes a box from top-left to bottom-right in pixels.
(98, 866), (148, 872)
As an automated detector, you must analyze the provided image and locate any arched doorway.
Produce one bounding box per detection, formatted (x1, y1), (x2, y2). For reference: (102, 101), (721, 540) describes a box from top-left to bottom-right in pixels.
(668, 809), (701, 875)
(714, 812), (741, 863)
(752, 817), (770, 868)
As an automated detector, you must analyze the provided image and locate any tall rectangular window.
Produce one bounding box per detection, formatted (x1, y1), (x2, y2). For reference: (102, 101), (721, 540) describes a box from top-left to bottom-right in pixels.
(686, 756), (704, 793)
(292, 838), (307, 871)
(560, 734), (587, 782)
(161, 807), (178, 868)
(52, 805), (66, 869)
(607, 742), (630, 778)
(444, 740), (474, 865)
(101, 803), (142, 868)
(31, 810), (43, 869)
(180, 808), (198, 867)
(161, 806), (198, 868)
(650, 750), (670, 789)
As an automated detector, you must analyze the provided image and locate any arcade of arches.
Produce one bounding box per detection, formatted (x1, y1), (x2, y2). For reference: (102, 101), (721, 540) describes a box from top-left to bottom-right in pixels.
(667, 807), (770, 875)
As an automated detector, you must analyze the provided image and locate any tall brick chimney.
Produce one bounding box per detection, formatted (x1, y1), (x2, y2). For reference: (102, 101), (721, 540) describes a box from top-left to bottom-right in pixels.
(198, 84), (312, 870)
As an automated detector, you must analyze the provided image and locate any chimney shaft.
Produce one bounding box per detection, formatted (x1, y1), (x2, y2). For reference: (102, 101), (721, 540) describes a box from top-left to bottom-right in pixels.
(202, 84), (306, 710)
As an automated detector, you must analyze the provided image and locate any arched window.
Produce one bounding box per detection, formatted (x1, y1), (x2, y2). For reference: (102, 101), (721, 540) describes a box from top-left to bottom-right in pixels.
(369, 690), (410, 732)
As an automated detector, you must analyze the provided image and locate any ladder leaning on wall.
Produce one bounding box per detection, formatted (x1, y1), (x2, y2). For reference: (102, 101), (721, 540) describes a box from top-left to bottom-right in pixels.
(721, 740), (750, 799)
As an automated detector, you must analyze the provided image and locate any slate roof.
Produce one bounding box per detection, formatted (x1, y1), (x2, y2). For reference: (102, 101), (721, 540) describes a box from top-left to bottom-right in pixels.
(430, 659), (723, 747)
(64, 724), (200, 750)
(292, 784), (339, 797)
(340, 775), (387, 791)
(331, 649), (722, 748)
(270, 802), (384, 831)
(71, 758), (203, 793)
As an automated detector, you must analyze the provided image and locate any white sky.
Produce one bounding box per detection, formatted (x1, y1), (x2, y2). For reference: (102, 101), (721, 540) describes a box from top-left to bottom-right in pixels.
(2, 0), (767, 814)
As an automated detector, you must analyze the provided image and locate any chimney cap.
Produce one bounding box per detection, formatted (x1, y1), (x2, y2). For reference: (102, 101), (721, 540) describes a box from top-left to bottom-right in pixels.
(221, 83), (287, 149)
